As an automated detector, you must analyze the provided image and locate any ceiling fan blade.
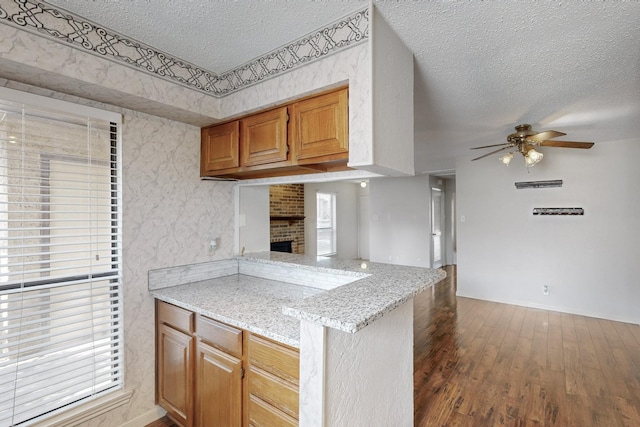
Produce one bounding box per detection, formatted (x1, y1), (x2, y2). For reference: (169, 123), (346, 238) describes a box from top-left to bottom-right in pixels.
(538, 140), (594, 149)
(471, 146), (512, 161)
(470, 143), (512, 150)
(527, 130), (566, 141)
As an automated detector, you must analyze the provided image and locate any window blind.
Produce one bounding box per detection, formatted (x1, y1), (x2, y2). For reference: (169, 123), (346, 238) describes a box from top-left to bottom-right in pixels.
(0, 88), (123, 427)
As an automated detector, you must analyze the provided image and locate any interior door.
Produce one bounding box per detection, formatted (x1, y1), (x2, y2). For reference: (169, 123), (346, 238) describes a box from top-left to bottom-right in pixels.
(431, 188), (443, 268)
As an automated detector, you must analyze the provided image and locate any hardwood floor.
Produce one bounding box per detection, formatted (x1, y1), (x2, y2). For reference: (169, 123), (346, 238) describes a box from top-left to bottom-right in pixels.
(414, 265), (640, 426)
(145, 416), (177, 427)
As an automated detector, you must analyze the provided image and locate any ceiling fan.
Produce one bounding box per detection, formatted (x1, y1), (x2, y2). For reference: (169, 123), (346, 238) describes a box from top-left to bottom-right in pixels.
(471, 124), (594, 167)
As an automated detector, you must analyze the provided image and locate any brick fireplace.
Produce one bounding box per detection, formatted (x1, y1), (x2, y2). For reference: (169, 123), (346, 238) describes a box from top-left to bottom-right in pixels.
(269, 184), (305, 254)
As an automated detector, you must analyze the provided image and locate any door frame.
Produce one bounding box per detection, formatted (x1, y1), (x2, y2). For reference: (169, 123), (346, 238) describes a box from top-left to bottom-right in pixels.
(430, 187), (444, 268)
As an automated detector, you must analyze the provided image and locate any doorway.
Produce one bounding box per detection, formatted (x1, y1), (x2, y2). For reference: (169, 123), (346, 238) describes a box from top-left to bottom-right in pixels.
(431, 187), (444, 268)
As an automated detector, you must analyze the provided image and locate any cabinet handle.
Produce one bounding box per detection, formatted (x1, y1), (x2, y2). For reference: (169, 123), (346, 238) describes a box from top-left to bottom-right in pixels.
(241, 367), (245, 379)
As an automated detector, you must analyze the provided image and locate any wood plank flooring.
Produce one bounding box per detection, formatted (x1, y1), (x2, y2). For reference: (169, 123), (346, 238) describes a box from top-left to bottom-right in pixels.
(145, 416), (177, 427)
(414, 265), (640, 426)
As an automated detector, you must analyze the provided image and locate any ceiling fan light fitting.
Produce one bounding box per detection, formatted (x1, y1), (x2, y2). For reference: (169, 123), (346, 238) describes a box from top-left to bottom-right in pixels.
(499, 152), (514, 165)
(470, 124), (593, 168)
(524, 148), (543, 167)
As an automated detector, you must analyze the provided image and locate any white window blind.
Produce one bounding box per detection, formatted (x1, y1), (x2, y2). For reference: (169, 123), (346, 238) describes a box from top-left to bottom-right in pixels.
(0, 88), (123, 427)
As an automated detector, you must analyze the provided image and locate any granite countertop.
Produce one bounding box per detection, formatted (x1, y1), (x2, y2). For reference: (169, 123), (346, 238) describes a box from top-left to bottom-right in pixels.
(151, 274), (322, 347)
(151, 252), (446, 348)
(243, 252), (446, 333)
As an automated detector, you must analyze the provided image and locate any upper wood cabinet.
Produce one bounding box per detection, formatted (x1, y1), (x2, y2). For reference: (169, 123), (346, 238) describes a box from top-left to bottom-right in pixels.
(290, 87), (348, 164)
(201, 121), (240, 175)
(200, 87), (349, 179)
(241, 106), (289, 167)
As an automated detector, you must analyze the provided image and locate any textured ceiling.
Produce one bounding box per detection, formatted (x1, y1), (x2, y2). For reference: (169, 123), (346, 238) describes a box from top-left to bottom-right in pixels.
(46, 0), (640, 173)
(47, 0), (366, 73)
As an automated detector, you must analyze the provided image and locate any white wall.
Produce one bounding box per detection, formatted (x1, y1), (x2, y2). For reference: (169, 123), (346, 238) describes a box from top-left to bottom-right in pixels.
(369, 176), (432, 268)
(237, 185), (270, 254)
(358, 184), (370, 260)
(456, 139), (640, 324)
(366, 6), (414, 176)
(324, 301), (413, 426)
(304, 181), (360, 259)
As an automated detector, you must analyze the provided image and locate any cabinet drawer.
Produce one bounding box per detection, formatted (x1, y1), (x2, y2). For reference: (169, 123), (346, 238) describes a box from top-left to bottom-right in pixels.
(249, 394), (297, 427)
(249, 334), (299, 385)
(197, 315), (243, 358)
(249, 367), (298, 419)
(157, 300), (194, 334)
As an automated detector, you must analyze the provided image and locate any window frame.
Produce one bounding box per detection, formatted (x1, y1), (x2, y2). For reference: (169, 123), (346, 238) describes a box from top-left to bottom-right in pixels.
(0, 86), (124, 427)
(316, 191), (337, 256)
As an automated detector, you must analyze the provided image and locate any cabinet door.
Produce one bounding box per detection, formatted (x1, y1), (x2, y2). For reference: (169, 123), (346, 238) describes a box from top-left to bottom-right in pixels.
(290, 88), (348, 163)
(201, 121), (240, 174)
(195, 341), (243, 427)
(157, 323), (194, 427)
(240, 107), (289, 167)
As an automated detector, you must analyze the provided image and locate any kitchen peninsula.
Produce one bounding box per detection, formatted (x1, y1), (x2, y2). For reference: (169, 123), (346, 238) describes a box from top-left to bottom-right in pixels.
(150, 252), (445, 426)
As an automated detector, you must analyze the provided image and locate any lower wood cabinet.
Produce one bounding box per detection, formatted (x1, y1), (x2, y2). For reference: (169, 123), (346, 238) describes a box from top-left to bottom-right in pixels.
(156, 301), (195, 427)
(156, 300), (300, 427)
(247, 333), (300, 426)
(195, 341), (243, 427)
(248, 395), (298, 427)
(157, 323), (194, 427)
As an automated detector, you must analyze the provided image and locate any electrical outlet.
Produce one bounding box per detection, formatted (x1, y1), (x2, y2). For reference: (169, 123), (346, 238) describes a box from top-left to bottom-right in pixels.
(543, 285), (550, 295)
(208, 238), (218, 254)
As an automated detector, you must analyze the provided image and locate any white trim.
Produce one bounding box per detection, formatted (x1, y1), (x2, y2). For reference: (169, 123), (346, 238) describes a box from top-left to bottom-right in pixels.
(456, 292), (640, 326)
(30, 390), (133, 427)
(233, 169), (383, 187)
(0, 86), (122, 124)
(120, 406), (168, 427)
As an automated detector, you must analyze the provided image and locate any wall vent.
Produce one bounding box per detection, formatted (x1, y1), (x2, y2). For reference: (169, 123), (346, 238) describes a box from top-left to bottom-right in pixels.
(515, 179), (563, 189)
(533, 207), (584, 216)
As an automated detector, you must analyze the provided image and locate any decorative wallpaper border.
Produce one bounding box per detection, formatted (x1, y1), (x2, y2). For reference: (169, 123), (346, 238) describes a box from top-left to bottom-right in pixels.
(0, 0), (369, 97)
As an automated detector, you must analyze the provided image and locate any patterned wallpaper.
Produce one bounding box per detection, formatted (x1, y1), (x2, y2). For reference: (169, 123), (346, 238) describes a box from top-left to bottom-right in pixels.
(0, 0), (369, 97)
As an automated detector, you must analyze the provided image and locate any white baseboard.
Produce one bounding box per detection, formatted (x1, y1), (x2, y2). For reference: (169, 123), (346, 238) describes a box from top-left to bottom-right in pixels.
(456, 292), (640, 325)
(31, 390), (133, 427)
(120, 406), (167, 427)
